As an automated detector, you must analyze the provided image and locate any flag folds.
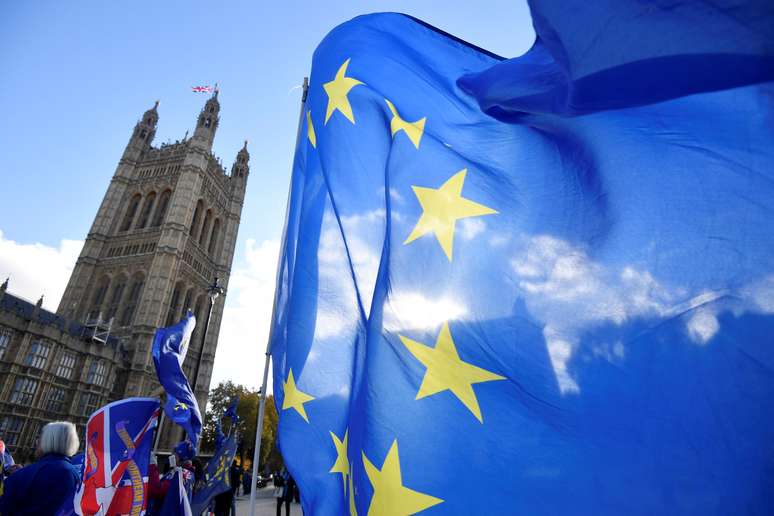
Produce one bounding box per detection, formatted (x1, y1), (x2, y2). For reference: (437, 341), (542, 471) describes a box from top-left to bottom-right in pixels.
(152, 312), (202, 449)
(190, 434), (237, 516)
(269, 6), (774, 516)
(74, 397), (160, 516)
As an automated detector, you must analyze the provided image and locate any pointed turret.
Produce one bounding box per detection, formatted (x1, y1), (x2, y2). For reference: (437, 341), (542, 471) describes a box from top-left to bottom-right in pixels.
(192, 89), (220, 150)
(124, 101), (159, 159)
(231, 140), (250, 179)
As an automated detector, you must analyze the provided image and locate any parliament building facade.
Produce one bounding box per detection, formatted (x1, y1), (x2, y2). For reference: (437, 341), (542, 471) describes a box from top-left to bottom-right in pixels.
(0, 92), (249, 460)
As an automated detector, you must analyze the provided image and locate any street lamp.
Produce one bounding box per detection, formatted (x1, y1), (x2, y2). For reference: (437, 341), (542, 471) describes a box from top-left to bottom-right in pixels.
(191, 276), (224, 394)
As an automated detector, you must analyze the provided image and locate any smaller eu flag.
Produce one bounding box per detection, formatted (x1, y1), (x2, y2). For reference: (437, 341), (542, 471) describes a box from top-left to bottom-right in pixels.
(152, 312), (202, 448)
(190, 434), (237, 515)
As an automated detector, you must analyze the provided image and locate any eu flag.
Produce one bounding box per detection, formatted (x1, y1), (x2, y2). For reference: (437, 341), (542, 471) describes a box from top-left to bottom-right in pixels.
(190, 434), (237, 516)
(270, 5), (774, 515)
(152, 312), (202, 449)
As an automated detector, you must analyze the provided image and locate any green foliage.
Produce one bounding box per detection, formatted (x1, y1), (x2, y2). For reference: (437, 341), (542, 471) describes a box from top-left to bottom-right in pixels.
(201, 381), (282, 471)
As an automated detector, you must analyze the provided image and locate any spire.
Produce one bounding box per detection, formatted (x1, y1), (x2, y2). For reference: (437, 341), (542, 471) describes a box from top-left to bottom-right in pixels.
(1, 277), (8, 292)
(36, 295), (44, 308)
(192, 90), (221, 150)
(231, 140), (250, 179)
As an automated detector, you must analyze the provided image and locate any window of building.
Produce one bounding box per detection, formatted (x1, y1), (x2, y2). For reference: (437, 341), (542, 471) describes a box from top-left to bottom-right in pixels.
(24, 340), (51, 369)
(87, 278), (110, 321)
(56, 352), (77, 379)
(208, 219), (220, 255)
(190, 200), (203, 236)
(47, 387), (67, 413)
(86, 361), (107, 386)
(120, 278), (144, 326)
(0, 328), (11, 360)
(152, 190), (171, 227)
(10, 377), (39, 405)
(166, 284), (183, 326)
(105, 279), (126, 322)
(199, 209), (213, 246)
(136, 192), (156, 229)
(77, 392), (101, 417)
(120, 194), (142, 232)
(0, 416), (24, 446)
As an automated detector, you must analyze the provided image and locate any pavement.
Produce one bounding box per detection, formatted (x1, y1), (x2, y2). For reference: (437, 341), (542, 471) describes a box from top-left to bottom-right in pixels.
(233, 487), (303, 516)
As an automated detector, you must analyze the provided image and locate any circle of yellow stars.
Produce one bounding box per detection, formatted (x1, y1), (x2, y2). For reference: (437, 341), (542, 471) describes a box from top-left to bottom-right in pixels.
(279, 58), (505, 515)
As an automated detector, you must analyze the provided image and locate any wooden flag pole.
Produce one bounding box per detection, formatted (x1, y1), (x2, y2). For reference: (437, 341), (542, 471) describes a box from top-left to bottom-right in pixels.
(248, 77), (309, 516)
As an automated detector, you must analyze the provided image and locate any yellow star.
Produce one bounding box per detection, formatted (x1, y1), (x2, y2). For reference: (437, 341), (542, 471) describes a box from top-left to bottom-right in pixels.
(348, 461), (358, 516)
(399, 322), (505, 423)
(307, 110), (317, 148)
(385, 99), (426, 149)
(281, 369), (315, 422)
(404, 169), (497, 261)
(323, 58), (364, 124)
(362, 440), (442, 516)
(329, 429), (349, 491)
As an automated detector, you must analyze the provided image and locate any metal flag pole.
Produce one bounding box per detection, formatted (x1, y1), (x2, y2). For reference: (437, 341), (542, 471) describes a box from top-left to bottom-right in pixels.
(249, 76), (309, 516)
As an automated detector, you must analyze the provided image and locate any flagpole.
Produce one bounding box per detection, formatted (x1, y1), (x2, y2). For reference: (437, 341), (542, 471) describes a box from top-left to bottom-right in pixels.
(248, 77), (308, 516)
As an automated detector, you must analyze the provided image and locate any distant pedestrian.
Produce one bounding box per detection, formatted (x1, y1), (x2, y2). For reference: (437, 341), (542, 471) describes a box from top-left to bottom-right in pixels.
(275, 468), (296, 516)
(0, 422), (80, 516)
(242, 469), (252, 495)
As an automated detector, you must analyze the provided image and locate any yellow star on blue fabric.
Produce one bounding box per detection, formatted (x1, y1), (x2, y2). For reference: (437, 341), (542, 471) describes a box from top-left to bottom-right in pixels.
(281, 369), (315, 422)
(399, 322), (505, 423)
(307, 110), (317, 148)
(329, 429), (349, 492)
(404, 169), (497, 261)
(385, 99), (426, 149)
(324, 59), (364, 124)
(362, 440), (443, 516)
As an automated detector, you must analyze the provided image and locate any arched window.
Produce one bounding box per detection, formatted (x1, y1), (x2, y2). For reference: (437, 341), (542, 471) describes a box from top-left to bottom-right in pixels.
(166, 282), (183, 326)
(152, 190), (171, 227)
(136, 192), (156, 229)
(87, 277), (111, 321)
(204, 117), (211, 128)
(199, 209), (213, 246)
(181, 287), (195, 321)
(105, 276), (127, 322)
(190, 200), (203, 237)
(120, 274), (144, 326)
(139, 129), (147, 140)
(191, 294), (206, 343)
(120, 194), (142, 232)
(208, 219), (220, 255)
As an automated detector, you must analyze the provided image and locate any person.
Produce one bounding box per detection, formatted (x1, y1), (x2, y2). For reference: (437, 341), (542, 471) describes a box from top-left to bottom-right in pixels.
(0, 422), (80, 516)
(0, 440), (15, 497)
(275, 468), (296, 516)
(242, 469), (252, 496)
(146, 442), (197, 516)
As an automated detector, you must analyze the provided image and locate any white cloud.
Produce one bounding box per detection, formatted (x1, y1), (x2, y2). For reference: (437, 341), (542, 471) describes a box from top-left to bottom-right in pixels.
(459, 218), (486, 241)
(686, 308), (719, 344)
(210, 238), (280, 392)
(0, 229), (83, 310)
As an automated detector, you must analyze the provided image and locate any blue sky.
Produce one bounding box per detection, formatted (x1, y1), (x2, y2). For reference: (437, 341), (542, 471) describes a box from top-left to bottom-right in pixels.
(0, 0), (535, 388)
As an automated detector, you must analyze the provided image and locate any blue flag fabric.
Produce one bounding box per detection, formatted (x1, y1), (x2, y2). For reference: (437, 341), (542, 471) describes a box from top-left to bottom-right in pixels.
(158, 469), (193, 516)
(269, 7), (774, 516)
(224, 396), (239, 425)
(190, 434), (237, 516)
(152, 312), (202, 449)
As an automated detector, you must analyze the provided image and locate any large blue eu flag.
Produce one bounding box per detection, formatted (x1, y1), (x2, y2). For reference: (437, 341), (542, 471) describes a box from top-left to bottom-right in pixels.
(270, 3), (774, 515)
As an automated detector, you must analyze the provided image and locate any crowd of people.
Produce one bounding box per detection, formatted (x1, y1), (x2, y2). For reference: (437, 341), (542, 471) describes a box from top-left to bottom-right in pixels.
(0, 422), (297, 516)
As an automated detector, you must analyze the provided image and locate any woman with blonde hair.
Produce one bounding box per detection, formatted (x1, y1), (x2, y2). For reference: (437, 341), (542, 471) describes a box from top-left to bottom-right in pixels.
(0, 421), (81, 515)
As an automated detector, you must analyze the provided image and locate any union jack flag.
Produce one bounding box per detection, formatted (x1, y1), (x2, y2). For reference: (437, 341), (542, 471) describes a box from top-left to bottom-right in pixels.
(191, 85), (213, 93)
(74, 398), (161, 516)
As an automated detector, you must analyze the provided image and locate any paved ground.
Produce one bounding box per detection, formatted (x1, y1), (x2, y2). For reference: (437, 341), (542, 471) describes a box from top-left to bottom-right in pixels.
(234, 487), (303, 516)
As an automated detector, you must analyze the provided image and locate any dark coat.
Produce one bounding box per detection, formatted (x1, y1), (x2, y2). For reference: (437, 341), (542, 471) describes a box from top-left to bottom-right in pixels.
(0, 453), (80, 516)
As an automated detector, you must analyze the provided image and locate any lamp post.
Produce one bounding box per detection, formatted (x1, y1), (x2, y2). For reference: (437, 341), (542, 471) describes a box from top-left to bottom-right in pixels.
(191, 276), (224, 395)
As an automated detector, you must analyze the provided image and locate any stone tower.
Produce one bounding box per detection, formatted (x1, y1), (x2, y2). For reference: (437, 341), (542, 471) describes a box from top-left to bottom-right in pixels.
(57, 92), (249, 418)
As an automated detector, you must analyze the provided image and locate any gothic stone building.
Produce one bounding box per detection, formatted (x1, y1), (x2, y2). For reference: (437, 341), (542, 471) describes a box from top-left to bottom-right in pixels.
(0, 92), (249, 459)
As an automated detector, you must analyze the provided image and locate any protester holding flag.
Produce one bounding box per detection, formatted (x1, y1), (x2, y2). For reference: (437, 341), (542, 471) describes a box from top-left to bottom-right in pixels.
(0, 422), (80, 516)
